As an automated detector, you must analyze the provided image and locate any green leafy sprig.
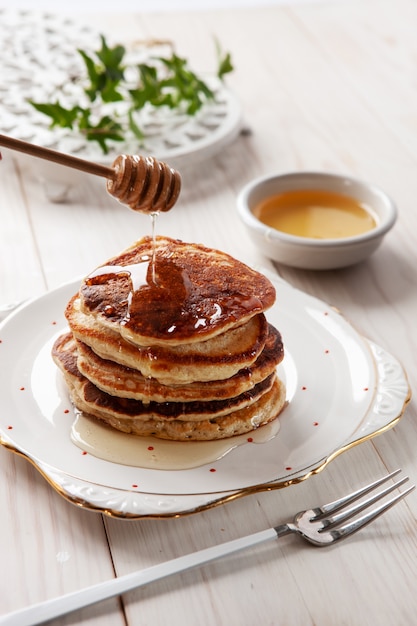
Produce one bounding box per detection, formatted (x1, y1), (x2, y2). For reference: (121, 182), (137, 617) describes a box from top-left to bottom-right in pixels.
(29, 35), (234, 154)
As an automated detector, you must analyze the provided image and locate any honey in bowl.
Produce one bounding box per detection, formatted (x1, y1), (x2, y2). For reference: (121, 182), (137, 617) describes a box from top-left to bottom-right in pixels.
(254, 189), (377, 239)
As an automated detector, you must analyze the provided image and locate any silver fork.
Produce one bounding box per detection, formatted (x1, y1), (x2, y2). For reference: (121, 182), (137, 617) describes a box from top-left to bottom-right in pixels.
(0, 470), (413, 626)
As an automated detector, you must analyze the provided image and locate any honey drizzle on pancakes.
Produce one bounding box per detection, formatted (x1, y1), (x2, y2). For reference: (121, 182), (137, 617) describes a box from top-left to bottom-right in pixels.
(83, 237), (268, 344)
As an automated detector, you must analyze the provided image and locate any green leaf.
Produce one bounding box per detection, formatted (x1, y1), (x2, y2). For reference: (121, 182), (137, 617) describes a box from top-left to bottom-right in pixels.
(129, 63), (161, 109)
(217, 51), (234, 79)
(29, 101), (81, 128)
(78, 111), (124, 153)
(77, 49), (102, 101)
(214, 39), (234, 80)
(78, 35), (125, 103)
(100, 79), (125, 103)
(128, 110), (144, 140)
(155, 54), (215, 114)
(96, 35), (125, 78)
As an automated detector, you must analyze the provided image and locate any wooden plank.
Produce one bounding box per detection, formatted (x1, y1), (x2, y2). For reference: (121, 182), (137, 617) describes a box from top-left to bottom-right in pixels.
(0, 452), (124, 623)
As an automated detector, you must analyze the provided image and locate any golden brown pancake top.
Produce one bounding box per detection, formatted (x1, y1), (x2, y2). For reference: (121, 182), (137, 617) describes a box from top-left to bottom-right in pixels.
(79, 236), (276, 346)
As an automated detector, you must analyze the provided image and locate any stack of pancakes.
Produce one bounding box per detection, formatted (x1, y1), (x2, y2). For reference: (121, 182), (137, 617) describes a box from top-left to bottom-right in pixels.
(52, 236), (286, 441)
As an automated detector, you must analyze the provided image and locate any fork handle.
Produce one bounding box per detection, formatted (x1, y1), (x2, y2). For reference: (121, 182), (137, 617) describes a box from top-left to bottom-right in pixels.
(0, 527), (282, 626)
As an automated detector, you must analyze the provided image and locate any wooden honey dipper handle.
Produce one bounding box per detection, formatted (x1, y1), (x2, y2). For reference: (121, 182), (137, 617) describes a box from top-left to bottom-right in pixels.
(0, 133), (116, 180)
(0, 134), (181, 213)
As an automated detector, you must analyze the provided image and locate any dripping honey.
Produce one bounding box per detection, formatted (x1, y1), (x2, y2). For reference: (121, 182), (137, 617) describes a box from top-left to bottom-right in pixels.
(254, 189), (377, 239)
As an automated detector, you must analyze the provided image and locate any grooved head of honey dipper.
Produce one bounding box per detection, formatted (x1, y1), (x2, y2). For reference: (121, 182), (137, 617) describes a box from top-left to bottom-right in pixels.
(107, 154), (181, 214)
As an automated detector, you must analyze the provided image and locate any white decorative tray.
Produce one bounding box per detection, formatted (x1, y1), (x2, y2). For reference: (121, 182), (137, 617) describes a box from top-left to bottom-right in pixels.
(0, 10), (242, 170)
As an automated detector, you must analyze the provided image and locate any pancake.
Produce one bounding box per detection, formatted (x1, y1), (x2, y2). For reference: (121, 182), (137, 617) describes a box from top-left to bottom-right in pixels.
(70, 378), (286, 441)
(66, 295), (269, 384)
(54, 236), (287, 441)
(78, 236), (276, 347)
(52, 334), (286, 440)
(54, 325), (283, 402)
(52, 332), (277, 421)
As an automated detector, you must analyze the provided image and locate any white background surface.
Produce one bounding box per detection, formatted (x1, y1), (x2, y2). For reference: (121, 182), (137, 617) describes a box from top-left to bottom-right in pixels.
(0, 0), (322, 12)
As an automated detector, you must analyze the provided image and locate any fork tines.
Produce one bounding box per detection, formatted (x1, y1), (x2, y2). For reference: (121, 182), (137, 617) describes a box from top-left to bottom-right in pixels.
(315, 469), (414, 540)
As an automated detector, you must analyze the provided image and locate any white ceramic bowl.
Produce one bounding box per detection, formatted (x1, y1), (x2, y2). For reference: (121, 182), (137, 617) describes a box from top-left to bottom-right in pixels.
(237, 171), (397, 270)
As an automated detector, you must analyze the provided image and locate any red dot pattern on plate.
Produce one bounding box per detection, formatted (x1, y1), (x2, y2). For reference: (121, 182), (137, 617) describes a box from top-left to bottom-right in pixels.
(5, 292), (370, 508)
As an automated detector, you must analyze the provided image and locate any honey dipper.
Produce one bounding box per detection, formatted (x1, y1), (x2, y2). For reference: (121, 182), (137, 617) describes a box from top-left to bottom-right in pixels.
(0, 133), (181, 213)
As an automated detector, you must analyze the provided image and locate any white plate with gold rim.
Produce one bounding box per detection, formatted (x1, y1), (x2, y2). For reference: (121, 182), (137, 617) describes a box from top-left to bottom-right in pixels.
(0, 274), (410, 518)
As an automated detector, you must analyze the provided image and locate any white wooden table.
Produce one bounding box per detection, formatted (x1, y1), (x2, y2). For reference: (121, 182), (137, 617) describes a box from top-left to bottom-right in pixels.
(1, 1), (417, 624)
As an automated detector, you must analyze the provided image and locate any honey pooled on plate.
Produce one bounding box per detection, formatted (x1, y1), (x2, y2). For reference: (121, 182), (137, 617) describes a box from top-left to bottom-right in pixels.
(254, 189), (377, 239)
